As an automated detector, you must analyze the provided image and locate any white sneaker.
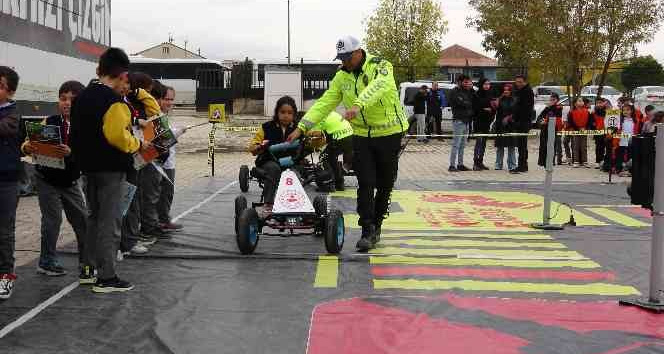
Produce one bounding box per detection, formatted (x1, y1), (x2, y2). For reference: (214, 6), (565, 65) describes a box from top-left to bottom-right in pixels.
(130, 244), (149, 254)
(116, 250), (125, 262)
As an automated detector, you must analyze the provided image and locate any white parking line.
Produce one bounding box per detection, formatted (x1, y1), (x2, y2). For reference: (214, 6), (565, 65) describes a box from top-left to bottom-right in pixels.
(0, 180), (237, 339)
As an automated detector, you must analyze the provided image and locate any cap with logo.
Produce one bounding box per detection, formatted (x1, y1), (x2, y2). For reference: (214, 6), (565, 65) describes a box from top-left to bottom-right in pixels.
(335, 36), (361, 61)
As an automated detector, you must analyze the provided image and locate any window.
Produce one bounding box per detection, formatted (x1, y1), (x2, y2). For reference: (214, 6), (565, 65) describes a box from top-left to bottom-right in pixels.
(162, 46), (170, 55)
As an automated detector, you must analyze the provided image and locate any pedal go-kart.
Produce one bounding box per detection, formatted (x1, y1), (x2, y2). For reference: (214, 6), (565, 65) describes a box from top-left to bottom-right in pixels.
(238, 137), (333, 193)
(234, 140), (345, 255)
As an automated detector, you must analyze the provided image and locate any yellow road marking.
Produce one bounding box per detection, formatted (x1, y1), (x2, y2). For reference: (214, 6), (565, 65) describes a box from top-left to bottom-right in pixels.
(587, 208), (651, 227)
(370, 255), (600, 269)
(381, 233), (553, 240)
(378, 239), (566, 249)
(371, 247), (585, 259)
(314, 256), (339, 288)
(373, 279), (640, 296)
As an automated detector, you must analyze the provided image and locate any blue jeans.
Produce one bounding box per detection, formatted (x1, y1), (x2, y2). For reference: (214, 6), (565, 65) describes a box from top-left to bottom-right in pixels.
(495, 146), (517, 170)
(449, 120), (469, 167)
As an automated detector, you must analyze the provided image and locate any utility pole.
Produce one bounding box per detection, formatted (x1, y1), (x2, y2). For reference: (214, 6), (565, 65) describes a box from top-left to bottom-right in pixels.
(287, 0), (291, 65)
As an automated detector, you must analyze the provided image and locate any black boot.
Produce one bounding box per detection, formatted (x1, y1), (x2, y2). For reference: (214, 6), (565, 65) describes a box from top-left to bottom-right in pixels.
(356, 225), (376, 252)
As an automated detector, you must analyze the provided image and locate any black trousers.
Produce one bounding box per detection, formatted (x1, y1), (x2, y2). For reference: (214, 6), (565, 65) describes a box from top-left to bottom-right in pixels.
(257, 160), (281, 204)
(517, 136), (528, 169)
(323, 136), (353, 187)
(594, 136), (607, 164)
(353, 133), (402, 227)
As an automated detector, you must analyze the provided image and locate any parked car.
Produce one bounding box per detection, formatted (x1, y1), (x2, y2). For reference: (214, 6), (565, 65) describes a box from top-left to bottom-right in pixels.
(533, 85), (566, 103)
(399, 81), (457, 133)
(580, 85), (622, 107)
(632, 86), (664, 112)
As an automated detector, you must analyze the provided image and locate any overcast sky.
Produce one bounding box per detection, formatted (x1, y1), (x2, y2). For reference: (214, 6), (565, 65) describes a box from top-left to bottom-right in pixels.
(112, 0), (664, 63)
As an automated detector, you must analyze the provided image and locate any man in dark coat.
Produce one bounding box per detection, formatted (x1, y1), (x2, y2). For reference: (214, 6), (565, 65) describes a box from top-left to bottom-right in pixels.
(513, 75), (535, 172)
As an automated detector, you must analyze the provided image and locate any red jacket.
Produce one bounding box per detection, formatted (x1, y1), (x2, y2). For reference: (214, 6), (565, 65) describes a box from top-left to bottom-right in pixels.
(567, 108), (591, 131)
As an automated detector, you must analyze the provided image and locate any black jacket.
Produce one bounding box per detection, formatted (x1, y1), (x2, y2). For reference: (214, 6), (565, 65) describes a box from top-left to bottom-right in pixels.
(414, 91), (427, 115)
(34, 115), (81, 188)
(473, 90), (495, 133)
(513, 84), (535, 131)
(70, 83), (132, 173)
(255, 121), (298, 166)
(0, 101), (20, 182)
(449, 87), (474, 123)
(495, 96), (517, 148)
(426, 90), (443, 117)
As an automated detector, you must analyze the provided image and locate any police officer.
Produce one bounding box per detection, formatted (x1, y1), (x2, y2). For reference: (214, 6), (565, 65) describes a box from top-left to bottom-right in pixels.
(309, 111), (354, 192)
(289, 36), (408, 252)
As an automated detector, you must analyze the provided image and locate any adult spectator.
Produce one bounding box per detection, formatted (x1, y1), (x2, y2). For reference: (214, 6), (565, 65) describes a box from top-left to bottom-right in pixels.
(448, 75), (474, 172)
(495, 83), (518, 172)
(513, 74), (535, 172)
(473, 78), (494, 170)
(414, 85), (428, 143)
(289, 36), (408, 252)
(427, 82), (446, 136)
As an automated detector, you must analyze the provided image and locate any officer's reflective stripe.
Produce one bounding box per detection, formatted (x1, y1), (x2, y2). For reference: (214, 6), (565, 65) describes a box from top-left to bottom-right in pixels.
(301, 120), (315, 130)
(359, 80), (386, 102)
(331, 128), (353, 140)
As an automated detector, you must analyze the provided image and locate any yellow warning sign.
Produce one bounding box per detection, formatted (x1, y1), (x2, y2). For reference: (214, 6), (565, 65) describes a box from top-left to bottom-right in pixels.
(208, 104), (226, 123)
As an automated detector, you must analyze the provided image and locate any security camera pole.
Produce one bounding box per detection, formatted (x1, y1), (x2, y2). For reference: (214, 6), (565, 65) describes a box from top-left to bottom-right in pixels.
(532, 113), (564, 230)
(620, 124), (664, 312)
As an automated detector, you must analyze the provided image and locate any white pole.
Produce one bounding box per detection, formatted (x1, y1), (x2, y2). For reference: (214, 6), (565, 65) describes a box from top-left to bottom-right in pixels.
(648, 126), (664, 303)
(542, 115), (556, 225)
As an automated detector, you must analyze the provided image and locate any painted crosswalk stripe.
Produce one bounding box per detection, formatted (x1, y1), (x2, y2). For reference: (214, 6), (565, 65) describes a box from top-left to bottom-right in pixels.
(372, 279), (640, 296)
(371, 267), (617, 281)
(381, 233), (553, 240)
(314, 256), (339, 288)
(379, 239), (566, 249)
(370, 255), (600, 269)
(371, 247), (586, 259)
(587, 208), (651, 227)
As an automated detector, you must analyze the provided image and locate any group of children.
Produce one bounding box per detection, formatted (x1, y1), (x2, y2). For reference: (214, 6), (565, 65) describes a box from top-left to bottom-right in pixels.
(537, 93), (663, 176)
(0, 47), (185, 299)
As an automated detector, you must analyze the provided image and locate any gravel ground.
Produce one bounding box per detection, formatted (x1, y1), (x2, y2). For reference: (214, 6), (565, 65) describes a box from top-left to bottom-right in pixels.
(14, 115), (629, 267)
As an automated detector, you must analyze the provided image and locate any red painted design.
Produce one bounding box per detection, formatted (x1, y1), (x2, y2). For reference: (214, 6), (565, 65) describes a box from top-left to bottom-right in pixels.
(628, 207), (653, 219)
(307, 295), (664, 354)
(443, 294), (664, 337)
(371, 267), (617, 282)
(422, 194), (541, 210)
(307, 298), (529, 354)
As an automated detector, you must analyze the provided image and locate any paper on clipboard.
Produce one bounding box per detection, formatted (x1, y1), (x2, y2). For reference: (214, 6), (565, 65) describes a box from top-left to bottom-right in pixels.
(25, 121), (65, 169)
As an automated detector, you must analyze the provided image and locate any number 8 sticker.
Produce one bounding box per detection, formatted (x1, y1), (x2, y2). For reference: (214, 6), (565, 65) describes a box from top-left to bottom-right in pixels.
(286, 178), (293, 186)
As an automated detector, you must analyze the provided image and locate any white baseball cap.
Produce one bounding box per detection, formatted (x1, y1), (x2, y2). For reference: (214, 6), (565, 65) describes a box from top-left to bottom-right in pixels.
(335, 36), (361, 61)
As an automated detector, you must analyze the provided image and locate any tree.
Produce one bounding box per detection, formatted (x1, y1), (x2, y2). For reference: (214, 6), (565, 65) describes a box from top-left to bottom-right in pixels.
(594, 0), (664, 97)
(621, 56), (664, 92)
(468, 0), (604, 97)
(364, 0), (447, 83)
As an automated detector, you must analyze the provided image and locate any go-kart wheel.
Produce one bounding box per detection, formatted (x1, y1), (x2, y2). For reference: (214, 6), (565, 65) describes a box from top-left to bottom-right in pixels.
(236, 208), (260, 255)
(239, 165), (250, 192)
(313, 195), (328, 217)
(324, 210), (344, 254)
(234, 195), (248, 234)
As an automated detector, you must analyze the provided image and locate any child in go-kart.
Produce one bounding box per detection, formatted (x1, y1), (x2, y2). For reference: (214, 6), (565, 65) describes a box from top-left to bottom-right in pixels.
(248, 96), (301, 208)
(307, 111), (353, 191)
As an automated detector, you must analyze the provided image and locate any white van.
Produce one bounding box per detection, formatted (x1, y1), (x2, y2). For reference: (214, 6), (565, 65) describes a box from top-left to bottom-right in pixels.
(399, 81), (457, 133)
